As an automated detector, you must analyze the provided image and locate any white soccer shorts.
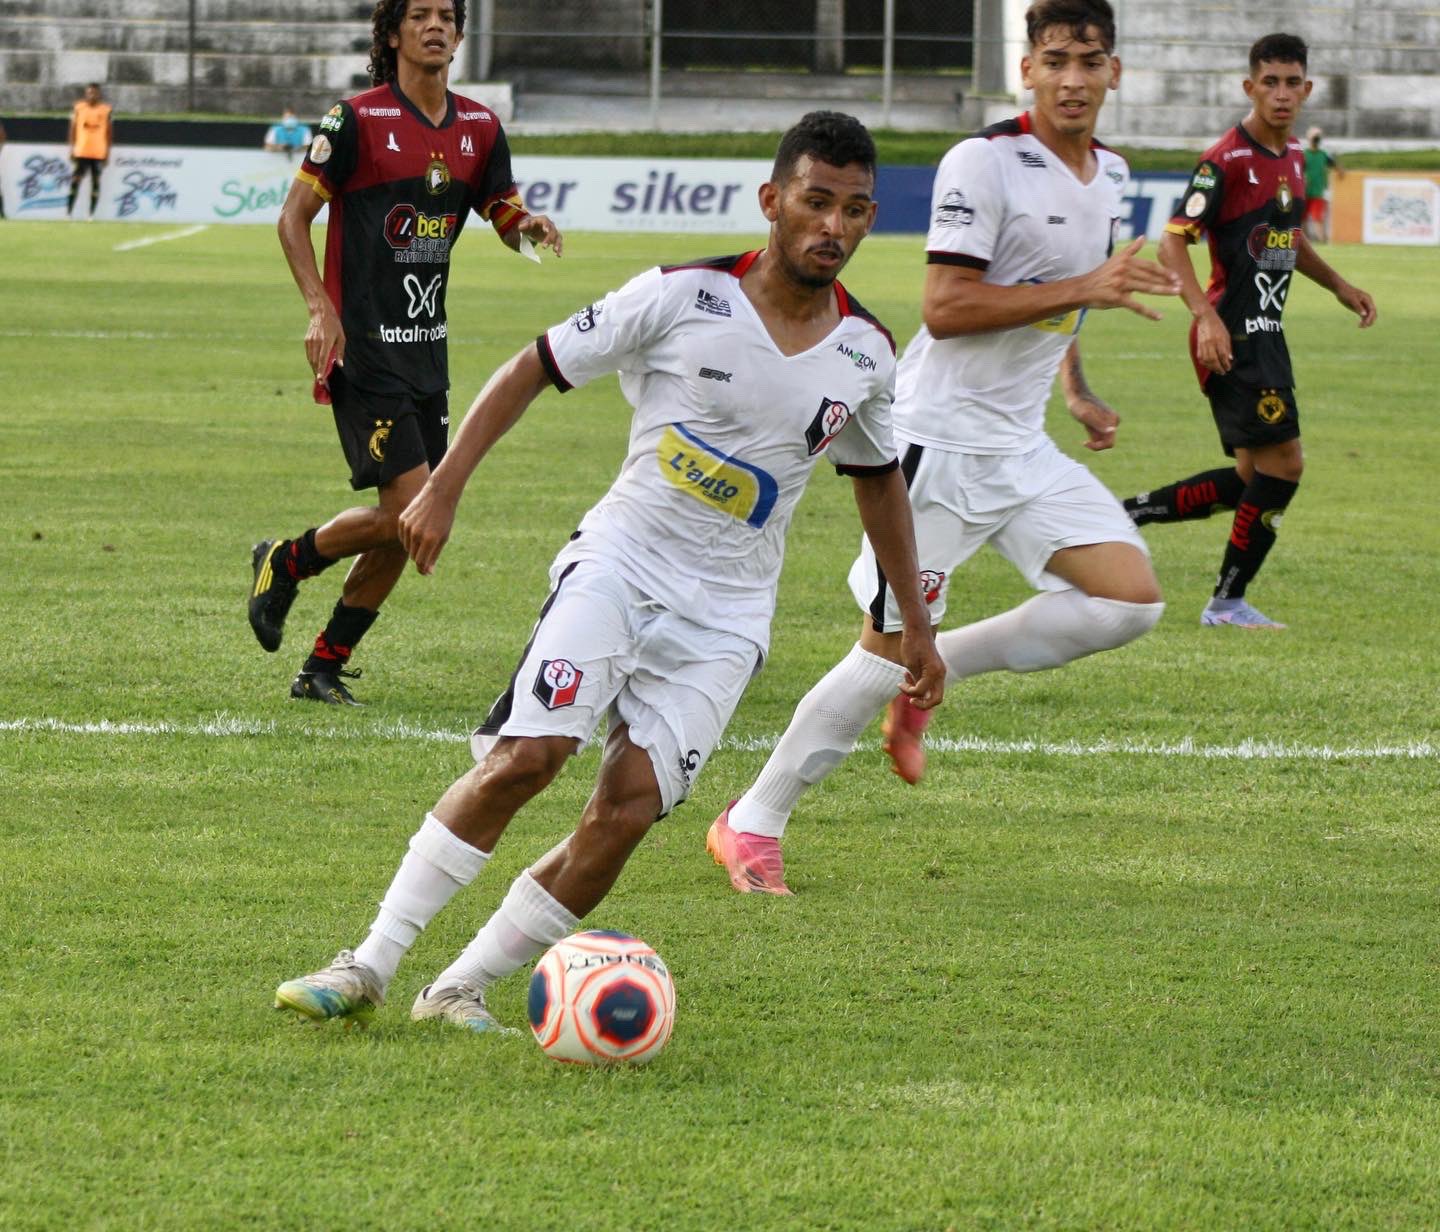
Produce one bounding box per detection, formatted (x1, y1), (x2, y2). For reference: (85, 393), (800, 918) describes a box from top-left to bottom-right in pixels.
(470, 557), (760, 815)
(849, 435), (1148, 631)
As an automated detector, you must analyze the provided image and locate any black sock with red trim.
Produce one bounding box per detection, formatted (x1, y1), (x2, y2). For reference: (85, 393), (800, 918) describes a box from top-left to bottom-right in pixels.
(281, 528), (337, 582)
(302, 602), (378, 674)
(1212, 472), (1299, 599)
(1125, 467), (1245, 525)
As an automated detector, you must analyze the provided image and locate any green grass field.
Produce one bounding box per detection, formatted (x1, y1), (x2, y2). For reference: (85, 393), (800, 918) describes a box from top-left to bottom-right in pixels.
(2, 220), (1437, 1231)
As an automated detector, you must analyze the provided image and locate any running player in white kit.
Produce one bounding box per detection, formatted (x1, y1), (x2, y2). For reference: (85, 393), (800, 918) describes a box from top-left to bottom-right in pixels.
(709, 0), (1182, 896)
(271, 111), (945, 1031)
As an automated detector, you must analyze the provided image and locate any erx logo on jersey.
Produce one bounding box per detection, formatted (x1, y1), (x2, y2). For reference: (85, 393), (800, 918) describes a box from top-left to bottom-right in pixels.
(1017, 150), (1047, 169)
(534, 659), (583, 709)
(698, 367), (732, 382)
(1047, 215), (1066, 225)
(803, 397), (853, 455)
(695, 289), (732, 317)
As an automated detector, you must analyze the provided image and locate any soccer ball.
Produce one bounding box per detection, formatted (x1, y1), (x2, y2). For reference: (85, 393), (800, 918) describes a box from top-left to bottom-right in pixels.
(527, 930), (676, 1065)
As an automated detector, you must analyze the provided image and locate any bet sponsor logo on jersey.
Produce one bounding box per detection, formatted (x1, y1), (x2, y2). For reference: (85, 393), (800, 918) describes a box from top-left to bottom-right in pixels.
(656, 423), (778, 529)
(384, 203), (457, 264)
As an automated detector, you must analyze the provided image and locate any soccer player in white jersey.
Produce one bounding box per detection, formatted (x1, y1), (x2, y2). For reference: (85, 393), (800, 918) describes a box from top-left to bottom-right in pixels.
(272, 112), (945, 1030)
(708, 0), (1183, 896)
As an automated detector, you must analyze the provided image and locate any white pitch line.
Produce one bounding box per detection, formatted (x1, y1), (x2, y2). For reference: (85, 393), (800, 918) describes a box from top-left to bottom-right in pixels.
(113, 224), (210, 252)
(0, 716), (1433, 762)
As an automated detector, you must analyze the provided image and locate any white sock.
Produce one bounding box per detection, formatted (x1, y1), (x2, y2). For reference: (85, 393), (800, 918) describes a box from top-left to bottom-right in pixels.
(432, 869), (580, 992)
(937, 591), (1164, 678)
(730, 643), (906, 840)
(352, 812), (490, 992)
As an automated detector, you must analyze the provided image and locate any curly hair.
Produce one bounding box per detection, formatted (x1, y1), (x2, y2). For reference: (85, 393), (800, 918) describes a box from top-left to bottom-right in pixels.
(772, 111), (876, 183)
(367, 0), (467, 85)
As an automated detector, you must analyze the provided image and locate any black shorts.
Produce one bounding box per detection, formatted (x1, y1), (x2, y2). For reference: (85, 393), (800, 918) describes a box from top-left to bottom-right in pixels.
(72, 157), (104, 181)
(329, 366), (449, 491)
(1205, 373), (1300, 457)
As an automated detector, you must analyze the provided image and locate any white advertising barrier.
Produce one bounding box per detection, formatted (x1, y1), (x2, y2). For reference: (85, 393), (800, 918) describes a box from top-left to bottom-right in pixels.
(0, 143), (772, 232)
(2, 140), (1186, 239)
(1362, 177), (1440, 245)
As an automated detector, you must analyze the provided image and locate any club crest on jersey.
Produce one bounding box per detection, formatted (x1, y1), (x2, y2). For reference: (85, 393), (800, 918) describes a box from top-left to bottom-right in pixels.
(919, 570), (945, 604)
(534, 658), (583, 709)
(425, 157), (451, 196)
(1275, 176), (1294, 211)
(803, 397), (854, 455)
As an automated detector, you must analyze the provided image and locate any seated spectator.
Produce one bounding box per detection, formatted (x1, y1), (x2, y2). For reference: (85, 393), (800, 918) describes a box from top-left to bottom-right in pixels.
(264, 110), (312, 158)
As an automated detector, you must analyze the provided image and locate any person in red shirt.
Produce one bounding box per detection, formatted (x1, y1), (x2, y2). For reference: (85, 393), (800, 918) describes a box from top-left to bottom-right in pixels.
(247, 0), (562, 705)
(1123, 33), (1375, 629)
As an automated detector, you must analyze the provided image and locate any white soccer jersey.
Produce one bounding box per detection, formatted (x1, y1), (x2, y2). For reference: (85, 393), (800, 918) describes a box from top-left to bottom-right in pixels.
(538, 252), (898, 654)
(893, 114), (1128, 454)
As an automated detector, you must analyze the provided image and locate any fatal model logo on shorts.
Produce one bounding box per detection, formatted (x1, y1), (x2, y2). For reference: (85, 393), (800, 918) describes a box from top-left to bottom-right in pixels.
(368, 419), (393, 462)
(534, 658), (583, 709)
(425, 157), (451, 196)
(1255, 390), (1288, 425)
(919, 570), (946, 604)
(803, 396), (853, 455)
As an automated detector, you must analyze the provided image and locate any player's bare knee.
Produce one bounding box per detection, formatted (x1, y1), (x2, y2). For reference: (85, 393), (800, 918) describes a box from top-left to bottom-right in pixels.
(483, 736), (570, 800)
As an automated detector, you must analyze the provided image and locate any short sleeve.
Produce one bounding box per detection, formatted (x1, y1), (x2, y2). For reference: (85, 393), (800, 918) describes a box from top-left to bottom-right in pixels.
(828, 369), (897, 474)
(296, 101), (358, 201)
(924, 139), (1002, 272)
(1166, 158), (1224, 241)
(538, 267), (675, 393)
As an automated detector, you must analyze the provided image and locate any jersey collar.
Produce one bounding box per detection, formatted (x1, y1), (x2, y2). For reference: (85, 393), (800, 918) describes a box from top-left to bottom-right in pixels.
(389, 80), (455, 130)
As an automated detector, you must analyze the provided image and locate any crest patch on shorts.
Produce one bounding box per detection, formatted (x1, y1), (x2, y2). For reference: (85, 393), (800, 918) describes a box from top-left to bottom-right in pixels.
(533, 658), (583, 709)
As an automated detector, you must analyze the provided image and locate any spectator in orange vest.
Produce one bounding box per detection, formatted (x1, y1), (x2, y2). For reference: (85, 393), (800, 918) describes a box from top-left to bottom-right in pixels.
(68, 83), (113, 219)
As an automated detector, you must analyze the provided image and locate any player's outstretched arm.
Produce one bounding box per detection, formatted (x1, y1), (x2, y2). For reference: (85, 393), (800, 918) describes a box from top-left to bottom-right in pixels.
(398, 345), (553, 575)
(923, 238), (1178, 339)
(849, 469), (945, 710)
(1060, 342), (1119, 452)
(1296, 237), (1377, 327)
(1160, 230), (1231, 374)
(277, 179), (345, 376)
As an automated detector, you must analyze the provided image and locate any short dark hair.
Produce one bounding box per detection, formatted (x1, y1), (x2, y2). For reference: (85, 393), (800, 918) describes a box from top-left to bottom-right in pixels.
(1025, 0), (1116, 55)
(1249, 32), (1308, 72)
(772, 111), (876, 184)
(368, 0), (467, 86)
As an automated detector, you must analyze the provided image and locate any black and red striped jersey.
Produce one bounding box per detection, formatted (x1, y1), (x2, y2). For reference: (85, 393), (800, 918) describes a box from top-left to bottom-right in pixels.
(296, 81), (525, 397)
(1166, 124), (1307, 390)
